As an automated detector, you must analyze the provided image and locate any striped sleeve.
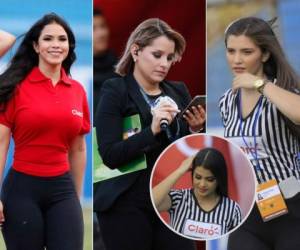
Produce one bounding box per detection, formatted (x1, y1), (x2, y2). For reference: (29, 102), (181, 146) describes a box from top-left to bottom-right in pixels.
(219, 89), (233, 126)
(168, 189), (184, 213)
(230, 202), (242, 229)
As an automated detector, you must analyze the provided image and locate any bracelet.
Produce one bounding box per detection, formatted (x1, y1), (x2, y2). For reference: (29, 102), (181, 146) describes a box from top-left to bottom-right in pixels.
(189, 126), (204, 134)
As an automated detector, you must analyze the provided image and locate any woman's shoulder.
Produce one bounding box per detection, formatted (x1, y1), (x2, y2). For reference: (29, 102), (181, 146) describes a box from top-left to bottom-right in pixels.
(219, 89), (236, 111)
(163, 80), (187, 91)
(68, 78), (85, 91)
(170, 188), (192, 196)
(102, 76), (127, 92)
(220, 88), (234, 101)
(222, 196), (241, 209)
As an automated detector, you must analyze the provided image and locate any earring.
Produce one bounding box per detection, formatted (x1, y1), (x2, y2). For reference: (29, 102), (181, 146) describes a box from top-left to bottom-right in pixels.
(133, 57), (137, 62)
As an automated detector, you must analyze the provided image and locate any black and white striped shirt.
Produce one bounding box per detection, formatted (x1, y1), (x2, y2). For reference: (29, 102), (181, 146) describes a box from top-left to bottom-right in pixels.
(219, 89), (300, 184)
(168, 189), (241, 239)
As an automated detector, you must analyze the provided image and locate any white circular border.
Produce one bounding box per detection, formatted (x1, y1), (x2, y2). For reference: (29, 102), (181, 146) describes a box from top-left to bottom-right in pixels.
(149, 133), (257, 241)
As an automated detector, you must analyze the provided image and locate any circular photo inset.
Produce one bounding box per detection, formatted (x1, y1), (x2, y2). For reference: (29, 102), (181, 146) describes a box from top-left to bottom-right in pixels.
(150, 134), (256, 240)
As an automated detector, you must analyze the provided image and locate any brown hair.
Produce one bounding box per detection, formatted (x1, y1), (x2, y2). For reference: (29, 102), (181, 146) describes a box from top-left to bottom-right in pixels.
(115, 18), (186, 76)
(225, 17), (300, 136)
(225, 16), (299, 91)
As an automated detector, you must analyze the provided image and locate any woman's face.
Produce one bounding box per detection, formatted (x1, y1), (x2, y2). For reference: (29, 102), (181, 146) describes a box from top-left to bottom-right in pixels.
(193, 166), (218, 199)
(34, 23), (69, 69)
(226, 34), (265, 77)
(133, 35), (175, 85)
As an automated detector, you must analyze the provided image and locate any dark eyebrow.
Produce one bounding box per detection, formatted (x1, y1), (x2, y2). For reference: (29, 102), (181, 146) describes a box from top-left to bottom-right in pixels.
(195, 173), (215, 178)
(42, 34), (67, 37)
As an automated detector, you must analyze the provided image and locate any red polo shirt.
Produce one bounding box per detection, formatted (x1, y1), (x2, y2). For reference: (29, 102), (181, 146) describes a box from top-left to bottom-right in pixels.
(0, 67), (90, 176)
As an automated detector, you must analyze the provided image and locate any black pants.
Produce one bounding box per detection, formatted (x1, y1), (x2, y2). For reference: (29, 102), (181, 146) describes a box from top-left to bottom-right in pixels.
(97, 186), (196, 250)
(1, 168), (83, 250)
(228, 193), (300, 250)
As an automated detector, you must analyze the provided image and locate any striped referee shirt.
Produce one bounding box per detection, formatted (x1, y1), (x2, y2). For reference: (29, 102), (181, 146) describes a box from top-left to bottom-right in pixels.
(219, 89), (300, 184)
(168, 189), (241, 239)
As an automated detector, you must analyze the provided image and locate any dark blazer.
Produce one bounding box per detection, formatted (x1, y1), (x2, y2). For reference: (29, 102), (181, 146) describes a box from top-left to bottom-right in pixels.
(94, 74), (192, 212)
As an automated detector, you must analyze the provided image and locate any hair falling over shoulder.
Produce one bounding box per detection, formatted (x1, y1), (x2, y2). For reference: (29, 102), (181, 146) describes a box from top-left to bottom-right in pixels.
(224, 16), (300, 137)
(0, 12), (76, 112)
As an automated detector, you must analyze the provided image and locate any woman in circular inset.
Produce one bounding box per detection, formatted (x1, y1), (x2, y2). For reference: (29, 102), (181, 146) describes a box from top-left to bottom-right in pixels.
(94, 18), (206, 250)
(219, 17), (300, 249)
(0, 13), (90, 250)
(153, 148), (242, 239)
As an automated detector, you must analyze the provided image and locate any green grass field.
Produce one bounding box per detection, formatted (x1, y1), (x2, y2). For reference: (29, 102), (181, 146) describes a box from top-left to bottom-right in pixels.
(0, 205), (93, 249)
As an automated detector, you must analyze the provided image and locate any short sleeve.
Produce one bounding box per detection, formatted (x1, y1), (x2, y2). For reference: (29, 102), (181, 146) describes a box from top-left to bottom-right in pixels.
(79, 90), (91, 135)
(231, 202), (242, 229)
(168, 189), (184, 212)
(0, 96), (16, 129)
(219, 89), (233, 127)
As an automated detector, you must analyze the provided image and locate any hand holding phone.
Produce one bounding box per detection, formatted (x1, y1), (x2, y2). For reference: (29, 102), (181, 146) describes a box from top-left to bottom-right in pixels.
(179, 95), (206, 118)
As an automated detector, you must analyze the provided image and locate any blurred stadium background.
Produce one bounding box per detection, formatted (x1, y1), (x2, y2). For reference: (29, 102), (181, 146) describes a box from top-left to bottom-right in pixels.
(207, 0), (300, 249)
(0, 1), (92, 249)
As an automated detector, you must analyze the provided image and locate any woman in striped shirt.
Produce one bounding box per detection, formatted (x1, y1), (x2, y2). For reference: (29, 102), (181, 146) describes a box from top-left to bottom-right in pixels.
(152, 148), (241, 239)
(219, 17), (300, 250)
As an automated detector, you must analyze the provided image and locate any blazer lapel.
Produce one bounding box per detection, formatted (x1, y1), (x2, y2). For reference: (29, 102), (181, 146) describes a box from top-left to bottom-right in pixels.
(125, 74), (152, 126)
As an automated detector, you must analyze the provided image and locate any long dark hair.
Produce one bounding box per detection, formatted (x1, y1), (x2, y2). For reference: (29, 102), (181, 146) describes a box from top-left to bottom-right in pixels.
(225, 17), (300, 136)
(191, 148), (228, 197)
(0, 12), (76, 112)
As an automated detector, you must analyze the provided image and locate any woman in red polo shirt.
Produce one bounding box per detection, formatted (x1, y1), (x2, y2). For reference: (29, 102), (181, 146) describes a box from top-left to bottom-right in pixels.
(0, 13), (90, 250)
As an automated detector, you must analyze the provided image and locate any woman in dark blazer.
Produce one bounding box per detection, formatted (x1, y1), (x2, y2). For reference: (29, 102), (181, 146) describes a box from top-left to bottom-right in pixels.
(94, 18), (205, 250)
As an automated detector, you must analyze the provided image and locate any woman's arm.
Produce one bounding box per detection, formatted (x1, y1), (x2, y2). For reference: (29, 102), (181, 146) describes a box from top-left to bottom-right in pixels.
(232, 73), (300, 124)
(68, 135), (86, 199)
(96, 80), (178, 169)
(262, 82), (300, 124)
(0, 30), (16, 57)
(0, 124), (11, 223)
(152, 157), (193, 212)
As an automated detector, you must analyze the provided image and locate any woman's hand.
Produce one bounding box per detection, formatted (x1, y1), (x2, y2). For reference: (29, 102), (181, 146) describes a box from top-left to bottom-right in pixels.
(153, 155), (195, 212)
(232, 72), (261, 93)
(183, 105), (206, 132)
(0, 200), (5, 227)
(151, 104), (180, 135)
(178, 156), (194, 175)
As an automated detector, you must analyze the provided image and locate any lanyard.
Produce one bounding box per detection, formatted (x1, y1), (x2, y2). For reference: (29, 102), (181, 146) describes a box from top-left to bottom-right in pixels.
(139, 87), (161, 109)
(238, 90), (263, 172)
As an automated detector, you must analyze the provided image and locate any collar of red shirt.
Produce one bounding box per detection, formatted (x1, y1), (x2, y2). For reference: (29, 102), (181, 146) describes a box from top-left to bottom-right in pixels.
(28, 67), (72, 85)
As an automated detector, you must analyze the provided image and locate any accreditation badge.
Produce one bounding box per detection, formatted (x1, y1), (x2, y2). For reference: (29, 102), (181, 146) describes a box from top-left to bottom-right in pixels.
(256, 179), (288, 222)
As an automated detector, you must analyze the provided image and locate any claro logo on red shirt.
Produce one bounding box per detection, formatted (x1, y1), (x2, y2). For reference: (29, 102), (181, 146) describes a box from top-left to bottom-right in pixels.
(72, 109), (83, 118)
(183, 219), (222, 238)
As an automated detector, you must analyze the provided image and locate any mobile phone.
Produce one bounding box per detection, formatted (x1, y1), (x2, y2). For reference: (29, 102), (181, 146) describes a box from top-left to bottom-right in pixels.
(179, 95), (206, 118)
